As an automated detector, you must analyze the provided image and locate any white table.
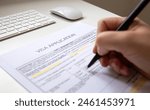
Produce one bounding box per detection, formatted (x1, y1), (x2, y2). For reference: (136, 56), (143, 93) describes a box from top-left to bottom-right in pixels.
(0, 0), (117, 92)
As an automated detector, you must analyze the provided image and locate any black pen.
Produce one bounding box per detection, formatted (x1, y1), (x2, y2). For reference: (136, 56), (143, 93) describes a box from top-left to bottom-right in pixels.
(87, 0), (150, 68)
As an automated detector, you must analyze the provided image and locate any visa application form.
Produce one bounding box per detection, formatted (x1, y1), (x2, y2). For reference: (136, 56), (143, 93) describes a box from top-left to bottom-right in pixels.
(0, 23), (150, 93)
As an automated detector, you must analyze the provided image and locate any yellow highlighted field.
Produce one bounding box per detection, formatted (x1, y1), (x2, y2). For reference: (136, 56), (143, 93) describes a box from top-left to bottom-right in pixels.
(32, 60), (61, 78)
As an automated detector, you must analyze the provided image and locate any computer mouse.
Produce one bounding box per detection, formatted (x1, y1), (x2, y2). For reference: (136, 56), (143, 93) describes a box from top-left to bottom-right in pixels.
(50, 7), (83, 20)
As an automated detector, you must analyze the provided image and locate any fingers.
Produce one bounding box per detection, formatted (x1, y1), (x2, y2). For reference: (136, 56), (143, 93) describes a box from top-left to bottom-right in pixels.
(95, 17), (144, 55)
(94, 17), (150, 79)
(94, 17), (126, 55)
(99, 55), (109, 67)
(100, 55), (150, 78)
(95, 31), (128, 56)
(109, 58), (130, 76)
(100, 52), (130, 76)
(97, 17), (125, 33)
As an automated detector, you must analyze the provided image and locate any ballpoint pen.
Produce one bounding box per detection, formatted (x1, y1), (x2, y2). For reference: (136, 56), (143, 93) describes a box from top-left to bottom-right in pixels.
(87, 0), (150, 68)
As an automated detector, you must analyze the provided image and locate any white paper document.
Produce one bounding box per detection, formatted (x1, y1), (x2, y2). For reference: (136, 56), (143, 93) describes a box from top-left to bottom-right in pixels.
(0, 23), (150, 93)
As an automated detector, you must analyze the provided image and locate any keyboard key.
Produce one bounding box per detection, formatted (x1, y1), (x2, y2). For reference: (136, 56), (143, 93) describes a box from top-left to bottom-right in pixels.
(0, 10), (56, 41)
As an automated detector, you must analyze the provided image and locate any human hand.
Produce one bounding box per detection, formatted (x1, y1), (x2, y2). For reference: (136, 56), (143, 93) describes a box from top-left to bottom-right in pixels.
(93, 17), (150, 79)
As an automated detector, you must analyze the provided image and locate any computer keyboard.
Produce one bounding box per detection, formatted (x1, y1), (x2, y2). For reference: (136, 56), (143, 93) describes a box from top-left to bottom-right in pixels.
(0, 10), (55, 41)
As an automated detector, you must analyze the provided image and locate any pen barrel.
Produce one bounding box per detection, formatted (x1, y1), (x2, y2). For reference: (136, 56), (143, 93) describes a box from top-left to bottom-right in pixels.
(117, 0), (150, 31)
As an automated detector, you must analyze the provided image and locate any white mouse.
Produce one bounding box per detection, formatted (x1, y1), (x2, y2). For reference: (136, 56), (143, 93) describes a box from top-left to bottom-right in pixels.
(50, 7), (83, 20)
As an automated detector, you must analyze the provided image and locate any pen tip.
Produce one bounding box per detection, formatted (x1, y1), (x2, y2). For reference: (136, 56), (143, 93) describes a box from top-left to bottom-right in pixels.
(87, 53), (101, 68)
(87, 63), (92, 68)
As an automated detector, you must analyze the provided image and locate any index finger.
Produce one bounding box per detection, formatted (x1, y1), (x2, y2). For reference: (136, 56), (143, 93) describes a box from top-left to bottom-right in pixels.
(97, 17), (125, 33)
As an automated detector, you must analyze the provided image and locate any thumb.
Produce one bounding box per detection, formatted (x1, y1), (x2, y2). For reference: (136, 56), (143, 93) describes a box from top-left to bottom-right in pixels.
(95, 31), (129, 56)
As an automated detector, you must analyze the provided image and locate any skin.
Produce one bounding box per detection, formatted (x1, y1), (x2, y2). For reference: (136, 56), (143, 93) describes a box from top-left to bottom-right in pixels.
(93, 17), (150, 79)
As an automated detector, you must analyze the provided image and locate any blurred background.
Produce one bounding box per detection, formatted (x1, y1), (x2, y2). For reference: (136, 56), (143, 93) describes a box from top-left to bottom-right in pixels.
(84, 0), (150, 24)
(0, 0), (149, 24)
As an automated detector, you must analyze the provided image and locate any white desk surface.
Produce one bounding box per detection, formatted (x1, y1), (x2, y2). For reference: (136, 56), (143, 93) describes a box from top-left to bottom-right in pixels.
(0, 0), (117, 92)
